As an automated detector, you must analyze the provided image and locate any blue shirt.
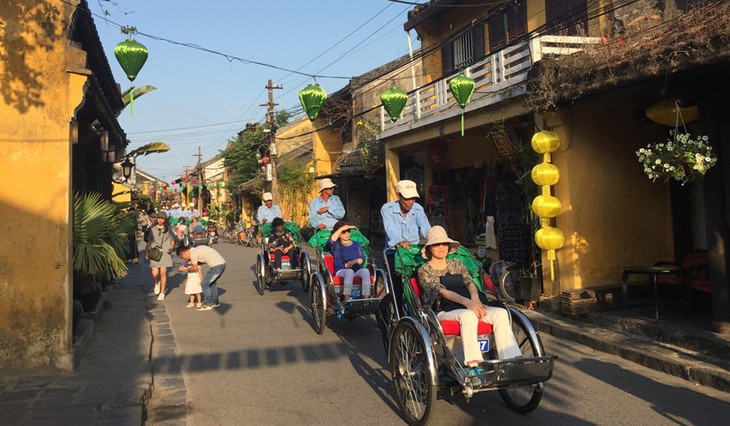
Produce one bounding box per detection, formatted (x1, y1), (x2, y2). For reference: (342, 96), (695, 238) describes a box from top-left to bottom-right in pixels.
(380, 201), (431, 248)
(308, 195), (345, 229)
(257, 204), (282, 223)
(328, 239), (364, 273)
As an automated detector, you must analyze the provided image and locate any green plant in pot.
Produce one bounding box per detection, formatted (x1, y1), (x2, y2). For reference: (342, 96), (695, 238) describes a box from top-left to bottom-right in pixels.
(73, 192), (135, 313)
(519, 261), (542, 308)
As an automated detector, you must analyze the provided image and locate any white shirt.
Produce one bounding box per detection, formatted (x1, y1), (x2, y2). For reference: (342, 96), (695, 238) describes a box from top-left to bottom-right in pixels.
(190, 245), (225, 267)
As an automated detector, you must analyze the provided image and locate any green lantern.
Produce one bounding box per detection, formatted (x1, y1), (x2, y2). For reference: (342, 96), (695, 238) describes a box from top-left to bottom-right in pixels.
(114, 39), (148, 82)
(449, 73), (475, 136)
(380, 86), (408, 122)
(299, 84), (328, 121)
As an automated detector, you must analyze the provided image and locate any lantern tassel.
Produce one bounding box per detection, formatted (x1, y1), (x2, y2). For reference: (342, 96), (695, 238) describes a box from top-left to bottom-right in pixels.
(460, 112), (465, 137)
(129, 93), (134, 115)
(548, 250), (556, 281)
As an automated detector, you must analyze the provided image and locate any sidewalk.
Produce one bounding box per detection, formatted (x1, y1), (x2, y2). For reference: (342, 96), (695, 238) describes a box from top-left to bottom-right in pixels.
(525, 305), (730, 393)
(0, 246), (187, 425)
(1, 282), (152, 425)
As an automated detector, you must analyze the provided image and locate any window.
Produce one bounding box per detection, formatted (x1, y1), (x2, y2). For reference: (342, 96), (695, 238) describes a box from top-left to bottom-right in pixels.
(488, 1), (528, 52)
(441, 24), (485, 76)
(545, 0), (588, 35)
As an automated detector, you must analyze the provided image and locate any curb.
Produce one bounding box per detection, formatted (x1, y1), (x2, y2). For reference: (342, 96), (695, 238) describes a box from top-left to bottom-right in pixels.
(525, 309), (730, 393)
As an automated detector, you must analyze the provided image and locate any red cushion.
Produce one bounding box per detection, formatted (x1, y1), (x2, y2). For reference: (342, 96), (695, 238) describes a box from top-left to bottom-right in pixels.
(657, 276), (684, 286)
(269, 254), (290, 261)
(440, 320), (493, 336)
(692, 279), (711, 293)
(323, 255), (335, 275)
(325, 255), (374, 286)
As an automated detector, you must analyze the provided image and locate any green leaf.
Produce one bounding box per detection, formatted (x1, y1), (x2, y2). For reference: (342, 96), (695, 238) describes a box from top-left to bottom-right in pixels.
(127, 142), (170, 157)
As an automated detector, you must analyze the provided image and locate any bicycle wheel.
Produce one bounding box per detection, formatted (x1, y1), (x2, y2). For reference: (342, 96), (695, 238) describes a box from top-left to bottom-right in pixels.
(390, 318), (437, 426)
(310, 272), (327, 335)
(498, 310), (545, 414)
(255, 254), (266, 296)
(499, 267), (522, 303)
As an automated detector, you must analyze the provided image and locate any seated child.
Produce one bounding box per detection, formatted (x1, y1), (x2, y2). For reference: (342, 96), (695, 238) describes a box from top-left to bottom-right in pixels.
(266, 217), (297, 270)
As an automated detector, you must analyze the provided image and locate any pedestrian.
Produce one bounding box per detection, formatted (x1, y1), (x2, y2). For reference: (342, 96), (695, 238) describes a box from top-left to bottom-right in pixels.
(308, 178), (345, 230)
(176, 244), (226, 311)
(417, 226), (522, 385)
(380, 179), (431, 307)
(146, 212), (175, 301)
(329, 220), (371, 303)
(256, 192), (282, 225)
(183, 261), (203, 308)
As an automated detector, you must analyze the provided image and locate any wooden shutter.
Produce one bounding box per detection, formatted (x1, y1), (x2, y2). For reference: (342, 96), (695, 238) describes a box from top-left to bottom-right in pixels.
(442, 42), (454, 77)
(472, 23), (485, 61)
(546, 0), (587, 35)
(488, 1), (527, 52)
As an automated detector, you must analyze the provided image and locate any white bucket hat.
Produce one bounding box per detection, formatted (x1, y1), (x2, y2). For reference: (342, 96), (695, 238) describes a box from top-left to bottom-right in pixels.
(318, 178), (337, 192)
(397, 180), (420, 199)
(262, 192), (273, 201)
(422, 226), (460, 259)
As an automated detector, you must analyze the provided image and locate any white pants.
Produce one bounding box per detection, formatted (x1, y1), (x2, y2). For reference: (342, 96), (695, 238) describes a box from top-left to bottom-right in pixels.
(335, 268), (371, 297)
(437, 305), (522, 363)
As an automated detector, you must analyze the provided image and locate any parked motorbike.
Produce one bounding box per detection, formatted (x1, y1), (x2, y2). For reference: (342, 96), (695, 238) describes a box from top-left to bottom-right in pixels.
(208, 222), (218, 244)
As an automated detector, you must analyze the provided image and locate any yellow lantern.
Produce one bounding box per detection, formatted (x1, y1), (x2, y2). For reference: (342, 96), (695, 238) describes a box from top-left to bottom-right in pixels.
(535, 227), (565, 251)
(645, 99), (698, 126)
(531, 163), (560, 186)
(531, 130), (560, 154)
(532, 195), (562, 218)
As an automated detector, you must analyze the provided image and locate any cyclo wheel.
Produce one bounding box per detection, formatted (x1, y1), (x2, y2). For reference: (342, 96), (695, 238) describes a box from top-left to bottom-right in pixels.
(300, 251), (311, 293)
(389, 318), (437, 426)
(377, 293), (397, 355)
(310, 272), (327, 335)
(498, 310), (545, 414)
(499, 267), (523, 303)
(255, 254), (266, 296)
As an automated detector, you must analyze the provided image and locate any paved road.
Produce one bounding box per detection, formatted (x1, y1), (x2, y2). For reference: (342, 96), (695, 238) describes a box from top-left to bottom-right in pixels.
(162, 242), (730, 425)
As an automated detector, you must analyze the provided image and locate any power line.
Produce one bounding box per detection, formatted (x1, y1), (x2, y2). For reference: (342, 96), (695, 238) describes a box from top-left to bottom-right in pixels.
(387, 0), (514, 6)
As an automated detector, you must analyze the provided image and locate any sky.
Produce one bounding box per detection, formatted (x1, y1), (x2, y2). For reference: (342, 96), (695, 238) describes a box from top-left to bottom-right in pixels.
(88, 0), (420, 182)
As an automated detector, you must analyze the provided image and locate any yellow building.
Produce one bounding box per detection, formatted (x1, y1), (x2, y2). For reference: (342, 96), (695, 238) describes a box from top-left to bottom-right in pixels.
(0, 0), (127, 369)
(378, 0), (715, 314)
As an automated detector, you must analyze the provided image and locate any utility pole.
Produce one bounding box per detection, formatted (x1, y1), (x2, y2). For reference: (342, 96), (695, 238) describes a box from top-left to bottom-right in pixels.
(195, 146), (204, 213)
(260, 79), (282, 203)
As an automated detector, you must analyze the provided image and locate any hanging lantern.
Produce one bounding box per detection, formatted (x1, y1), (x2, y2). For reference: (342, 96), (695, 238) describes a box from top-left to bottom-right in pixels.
(646, 99), (698, 126)
(449, 73), (475, 136)
(380, 86), (408, 122)
(531, 163), (560, 186)
(181, 175), (187, 181)
(299, 84), (328, 121)
(535, 227), (565, 251)
(173, 188), (179, 193)
(531, 131), (560, 154)
(428, 139), (449, 166)
(114, 39), (148, 82)
(262, 156), (271, 165)
(531, 195), (562, 218)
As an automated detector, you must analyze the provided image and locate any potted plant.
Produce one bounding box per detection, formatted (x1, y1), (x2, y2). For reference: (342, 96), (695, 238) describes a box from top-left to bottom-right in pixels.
(73, 192), (135, 313)
(519, 261), (542, 309)
(636, 130), (717, 185)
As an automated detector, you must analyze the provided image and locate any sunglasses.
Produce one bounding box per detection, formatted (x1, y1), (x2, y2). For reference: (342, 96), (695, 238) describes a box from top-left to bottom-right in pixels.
(431, 242), (450, 247)
(340, 229), (351, 234)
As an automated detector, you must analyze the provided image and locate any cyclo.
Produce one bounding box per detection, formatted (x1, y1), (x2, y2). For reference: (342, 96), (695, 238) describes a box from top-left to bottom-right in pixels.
(307, 229), (389, 335)
(378, 246), (556, 425)
(254, 221), (311, 295)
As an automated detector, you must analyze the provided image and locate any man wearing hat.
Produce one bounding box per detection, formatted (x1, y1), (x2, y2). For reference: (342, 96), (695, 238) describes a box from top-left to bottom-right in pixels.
(308, 178), (345, 230)
(380, 180), (431, 249)
(256, 192), (282, 225)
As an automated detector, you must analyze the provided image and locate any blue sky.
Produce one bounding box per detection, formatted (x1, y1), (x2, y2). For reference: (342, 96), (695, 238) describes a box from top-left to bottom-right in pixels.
(90, 0), (418, 181)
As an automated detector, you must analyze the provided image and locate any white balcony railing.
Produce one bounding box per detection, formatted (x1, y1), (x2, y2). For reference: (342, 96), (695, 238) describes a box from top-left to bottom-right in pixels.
(379, 34), (602, 137)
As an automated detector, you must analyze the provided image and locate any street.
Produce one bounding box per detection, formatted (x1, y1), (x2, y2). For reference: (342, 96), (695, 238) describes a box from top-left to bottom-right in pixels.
(160, 243), (730, 425)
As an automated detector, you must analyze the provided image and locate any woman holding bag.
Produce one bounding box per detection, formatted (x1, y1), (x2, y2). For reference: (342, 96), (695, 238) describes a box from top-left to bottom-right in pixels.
(146, 212), (175, 301)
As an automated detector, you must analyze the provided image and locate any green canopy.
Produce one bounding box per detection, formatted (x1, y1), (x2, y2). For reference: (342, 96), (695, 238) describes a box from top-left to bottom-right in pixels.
(261, 221), (301, 245)
(308, 229), (371, 263)
(394, 245), (485, 292)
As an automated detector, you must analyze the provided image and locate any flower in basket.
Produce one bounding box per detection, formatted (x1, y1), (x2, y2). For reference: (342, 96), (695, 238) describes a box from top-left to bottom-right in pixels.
(636, 131), (717, 185)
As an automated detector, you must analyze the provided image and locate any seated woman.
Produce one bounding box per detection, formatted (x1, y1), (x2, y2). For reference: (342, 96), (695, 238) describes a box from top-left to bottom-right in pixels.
(266, 217), (297, 270)
(329, 220), (371, 302)
(417, 226), (522, 383)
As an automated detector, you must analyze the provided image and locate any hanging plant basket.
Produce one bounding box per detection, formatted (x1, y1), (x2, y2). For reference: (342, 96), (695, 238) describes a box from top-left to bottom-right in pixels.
(636, 131), (717, 185)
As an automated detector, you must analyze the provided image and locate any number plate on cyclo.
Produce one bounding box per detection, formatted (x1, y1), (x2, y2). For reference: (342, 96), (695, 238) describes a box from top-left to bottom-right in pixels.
(479, 339), (490, 352)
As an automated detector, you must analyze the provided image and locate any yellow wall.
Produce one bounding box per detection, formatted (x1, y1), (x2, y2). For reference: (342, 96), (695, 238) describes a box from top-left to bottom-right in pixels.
(0, 0), (86, 369)
(543, 88), (674, 292)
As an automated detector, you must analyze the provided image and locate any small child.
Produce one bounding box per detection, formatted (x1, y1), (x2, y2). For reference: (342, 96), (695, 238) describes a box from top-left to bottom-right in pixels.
(183, 261), (203, 308)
